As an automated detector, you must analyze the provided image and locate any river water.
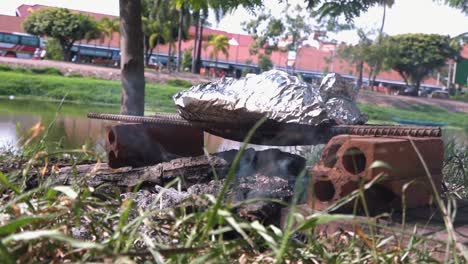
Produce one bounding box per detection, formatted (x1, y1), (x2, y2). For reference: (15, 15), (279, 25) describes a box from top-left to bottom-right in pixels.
(0, 98), (466, 157)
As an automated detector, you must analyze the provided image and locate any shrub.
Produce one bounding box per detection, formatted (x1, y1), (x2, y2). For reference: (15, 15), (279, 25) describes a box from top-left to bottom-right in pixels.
(29, 67), (62, 76)
(44, 38), (63, 61)
(0, 65), (13, 72)
(67, 73), (84, 78)
(166, 79), (193, 88)
(182, 48), (193, 70)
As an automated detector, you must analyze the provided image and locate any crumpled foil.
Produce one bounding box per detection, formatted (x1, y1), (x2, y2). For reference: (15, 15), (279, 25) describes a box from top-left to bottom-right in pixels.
(173, 70), (367, 127)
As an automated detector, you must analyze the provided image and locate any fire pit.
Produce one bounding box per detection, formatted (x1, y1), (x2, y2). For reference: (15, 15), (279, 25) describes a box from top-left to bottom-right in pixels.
(87, 70), (444, 216)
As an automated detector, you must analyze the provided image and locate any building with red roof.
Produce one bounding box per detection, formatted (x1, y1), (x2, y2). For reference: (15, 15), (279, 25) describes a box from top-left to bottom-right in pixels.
(2, 3), (465, 88)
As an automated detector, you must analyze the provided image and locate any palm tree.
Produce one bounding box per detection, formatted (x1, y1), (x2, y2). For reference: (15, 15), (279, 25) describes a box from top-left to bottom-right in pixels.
(204, 34), (229, 75)
(100, 17), (120, 63)
(142, 17), (166, 66)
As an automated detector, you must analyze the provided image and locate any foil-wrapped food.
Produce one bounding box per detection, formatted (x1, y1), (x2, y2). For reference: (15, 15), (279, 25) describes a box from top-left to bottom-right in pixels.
(173, 70), (367, 128)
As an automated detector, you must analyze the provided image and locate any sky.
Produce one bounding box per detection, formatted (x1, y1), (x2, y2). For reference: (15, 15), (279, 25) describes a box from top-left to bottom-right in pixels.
(0, 0), (466, 44)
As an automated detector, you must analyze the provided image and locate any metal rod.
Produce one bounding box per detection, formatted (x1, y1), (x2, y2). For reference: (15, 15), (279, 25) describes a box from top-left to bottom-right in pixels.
(87, 112), (442, 138)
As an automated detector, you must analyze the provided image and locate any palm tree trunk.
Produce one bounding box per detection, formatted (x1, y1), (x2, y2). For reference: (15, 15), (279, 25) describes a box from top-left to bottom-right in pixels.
(357, 60), (363, 89)
(76, 40), (81, 63)
(191, 11), (199, 74)
(369, 4), (387, 87)
(167, 42), (172, 72)
(148, 38), (157, 68)
(144, 35), (150, 67)
(108, 38), (112, 66)
(176, 6), (184, 72)
(195, 16), (204, 74)
(215, 55), (218, 77)
(379, 4), (386, 39)
(119, 0), (145, 116)
(368, 68), (373, 88)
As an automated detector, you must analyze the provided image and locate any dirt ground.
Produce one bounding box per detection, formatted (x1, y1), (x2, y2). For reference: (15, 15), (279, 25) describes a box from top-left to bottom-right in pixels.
(0, 57), (212, 84)
(1, 57), (467, 113)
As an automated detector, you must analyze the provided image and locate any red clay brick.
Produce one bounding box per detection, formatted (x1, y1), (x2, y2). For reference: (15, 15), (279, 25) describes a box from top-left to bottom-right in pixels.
(106, 123), (204, 168)
(308, 135), (443, 212)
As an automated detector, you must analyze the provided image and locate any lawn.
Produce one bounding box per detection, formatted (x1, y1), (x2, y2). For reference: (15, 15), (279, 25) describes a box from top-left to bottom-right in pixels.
(0, 69), (184, 113)
(359, 103), (468, 131)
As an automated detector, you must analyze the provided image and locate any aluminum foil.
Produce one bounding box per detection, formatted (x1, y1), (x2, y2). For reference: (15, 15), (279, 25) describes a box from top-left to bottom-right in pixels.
(173, 70), (367, 127)
(320, 73), (367, 125)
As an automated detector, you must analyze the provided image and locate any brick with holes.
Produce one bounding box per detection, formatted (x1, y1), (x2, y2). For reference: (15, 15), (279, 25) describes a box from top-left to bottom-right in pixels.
(308, 135), (443, 214)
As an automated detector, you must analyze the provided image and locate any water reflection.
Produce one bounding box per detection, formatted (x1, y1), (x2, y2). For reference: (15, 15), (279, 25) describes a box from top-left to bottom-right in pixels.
(0, 122), (19, 150)
(0, 98), (118, 152)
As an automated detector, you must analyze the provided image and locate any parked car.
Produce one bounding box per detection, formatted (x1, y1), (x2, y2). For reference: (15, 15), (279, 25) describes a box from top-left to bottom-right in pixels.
(398, 86), (418, 96)
(429, 90), (449, 99)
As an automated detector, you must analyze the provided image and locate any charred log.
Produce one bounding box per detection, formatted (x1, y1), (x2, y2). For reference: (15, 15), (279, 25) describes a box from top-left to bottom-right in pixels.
(52, 153), (231, 188)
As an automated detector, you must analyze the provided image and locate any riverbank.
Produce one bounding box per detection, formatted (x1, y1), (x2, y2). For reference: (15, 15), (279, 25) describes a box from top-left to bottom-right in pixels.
(1, 68), (468, 130)
(0, 70), (184, 112)
(360, 103), (468, 131)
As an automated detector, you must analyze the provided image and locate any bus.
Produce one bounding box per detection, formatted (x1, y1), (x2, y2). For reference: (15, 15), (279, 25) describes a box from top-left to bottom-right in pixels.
(0, 32), (41, 58)
(70, 43), (120, 67)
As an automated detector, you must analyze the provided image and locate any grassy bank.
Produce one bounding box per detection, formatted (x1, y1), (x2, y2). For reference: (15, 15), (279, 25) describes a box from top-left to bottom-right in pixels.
(452, 93), (468, 103)
(0, 69), (184, 112)
(1, 67), (467, 130)
(0, 125), (466, 262)
(359, 103), (468, 131)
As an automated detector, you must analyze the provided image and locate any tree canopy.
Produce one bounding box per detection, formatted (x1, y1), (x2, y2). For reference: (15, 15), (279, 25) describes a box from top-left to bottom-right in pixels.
(442, 0), (467, 14)
(384, 33), (460, 94)
(22, 8), (99, 61)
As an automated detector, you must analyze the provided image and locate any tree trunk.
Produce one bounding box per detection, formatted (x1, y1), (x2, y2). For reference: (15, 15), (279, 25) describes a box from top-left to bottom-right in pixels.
(414, 80), (421, 96)
(176, 6), (184, 72)
(368, 68), (374, 88)
(167, 42), (173, 72)
(191, 11), (200, 74)
(61, 40), (72, 61)
(379, 4), (386, 39)
(148, 46), (155, 68)
(76, 40), (81, 63)
(119, 0), (145, 116)
(370, 4), (387, 85)
(195, 16), (204, 74)
(144, 35), (150, 67)
(215, 55), (219, 77)
(51, 154), (231, 188)
(371, 65), (380, 87)
(108, 38), (112, 66)
(357, 60), (364, 89)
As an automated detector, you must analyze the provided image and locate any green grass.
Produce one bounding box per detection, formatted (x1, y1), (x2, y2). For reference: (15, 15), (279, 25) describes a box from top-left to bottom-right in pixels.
(0, 70), (183, 112)
(0, 68), (466, 262)
(0, 123), (466, 262)
(452, 94), (468, 103)
(359, 103), (468, 131)
(0, 64), (62, 76)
